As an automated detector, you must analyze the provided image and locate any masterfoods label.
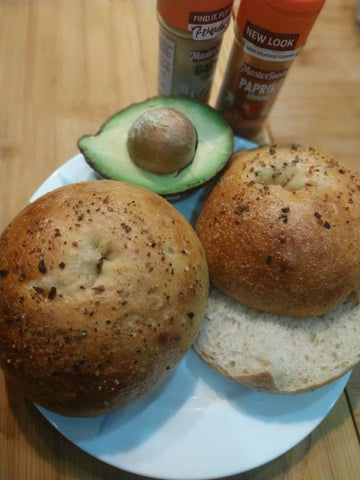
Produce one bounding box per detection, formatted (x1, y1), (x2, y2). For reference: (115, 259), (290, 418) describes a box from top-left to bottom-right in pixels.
(238, 63), (288, 102)
(188, 4), (233, 40)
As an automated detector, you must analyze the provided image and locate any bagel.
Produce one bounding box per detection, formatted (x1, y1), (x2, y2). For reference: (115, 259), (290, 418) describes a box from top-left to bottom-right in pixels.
(0, 180), (209, 416)
(196, 144), (360, 318)
(194, 144), (360, 393)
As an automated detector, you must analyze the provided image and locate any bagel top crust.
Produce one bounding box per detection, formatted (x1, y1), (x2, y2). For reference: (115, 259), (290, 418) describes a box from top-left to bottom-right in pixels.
(0, 180), (209, 416)
(196, 144), (360, 318)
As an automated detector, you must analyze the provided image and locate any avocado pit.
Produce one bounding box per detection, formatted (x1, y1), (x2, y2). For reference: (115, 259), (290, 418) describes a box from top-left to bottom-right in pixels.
(127, 108), (198, 174)
(78, 95), (234, 195)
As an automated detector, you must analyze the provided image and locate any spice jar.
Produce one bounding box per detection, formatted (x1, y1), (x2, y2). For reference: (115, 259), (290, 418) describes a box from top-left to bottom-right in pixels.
(157, 0), (234, 103)
(216, 0), (325, 140)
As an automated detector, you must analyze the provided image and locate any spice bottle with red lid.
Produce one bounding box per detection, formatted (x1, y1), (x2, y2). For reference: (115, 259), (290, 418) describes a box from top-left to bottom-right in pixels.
(216, 0), (325, 140)
(157, 0), (234, 103)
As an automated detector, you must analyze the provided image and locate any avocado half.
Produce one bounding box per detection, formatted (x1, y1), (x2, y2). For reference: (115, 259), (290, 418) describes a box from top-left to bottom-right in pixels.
(78, 96), (234, 195)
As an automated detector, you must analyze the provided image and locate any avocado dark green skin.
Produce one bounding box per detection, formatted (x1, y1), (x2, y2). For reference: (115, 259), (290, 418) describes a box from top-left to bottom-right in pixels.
(78, 96), (234, 195)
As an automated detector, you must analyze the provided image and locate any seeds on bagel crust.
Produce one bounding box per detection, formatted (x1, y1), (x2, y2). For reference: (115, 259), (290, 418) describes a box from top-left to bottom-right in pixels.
(0, 180), (209, 416)
(196, 144), (360, 318)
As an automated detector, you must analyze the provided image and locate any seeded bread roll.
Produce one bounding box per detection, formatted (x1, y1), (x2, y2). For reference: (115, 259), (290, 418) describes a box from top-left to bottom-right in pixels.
(196, 144), (360, 318)
(194, 144), (360, 393)
(0, 180), (209, 417)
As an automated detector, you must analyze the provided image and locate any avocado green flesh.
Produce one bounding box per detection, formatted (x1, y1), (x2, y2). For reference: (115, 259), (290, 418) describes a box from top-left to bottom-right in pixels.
(78, 97), (233, 195)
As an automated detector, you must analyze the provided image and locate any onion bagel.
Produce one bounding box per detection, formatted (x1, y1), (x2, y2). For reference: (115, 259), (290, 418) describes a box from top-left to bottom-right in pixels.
(0, 180), (209, 416)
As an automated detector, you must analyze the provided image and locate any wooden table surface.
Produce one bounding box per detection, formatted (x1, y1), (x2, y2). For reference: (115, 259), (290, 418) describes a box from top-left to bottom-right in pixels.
(1, 1), (359, 479)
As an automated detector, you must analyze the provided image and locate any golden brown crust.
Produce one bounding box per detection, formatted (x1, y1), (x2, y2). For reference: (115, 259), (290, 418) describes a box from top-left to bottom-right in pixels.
(0, 180), (209, 416)
(202, 363), (348, 394)
(196, 144), (360, 318)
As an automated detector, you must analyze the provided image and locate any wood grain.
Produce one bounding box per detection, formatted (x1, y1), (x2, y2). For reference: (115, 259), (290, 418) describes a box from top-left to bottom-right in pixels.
(266, 0), (360, 170)
(1, 1), (360, 479)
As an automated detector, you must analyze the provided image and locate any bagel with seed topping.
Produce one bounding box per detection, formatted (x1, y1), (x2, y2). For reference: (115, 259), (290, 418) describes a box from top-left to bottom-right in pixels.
(194, 144), (360, 393)
(0, 180), (209, 416)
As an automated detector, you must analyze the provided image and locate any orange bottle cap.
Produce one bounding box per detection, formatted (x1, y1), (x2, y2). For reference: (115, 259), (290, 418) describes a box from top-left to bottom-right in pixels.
(237, 0), (325, 47)
(157, 0), (234, 38)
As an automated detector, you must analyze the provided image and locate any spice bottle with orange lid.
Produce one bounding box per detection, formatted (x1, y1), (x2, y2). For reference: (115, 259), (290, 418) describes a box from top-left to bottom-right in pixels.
(216, 0), (325, 140)
(157, 0), (234, 102)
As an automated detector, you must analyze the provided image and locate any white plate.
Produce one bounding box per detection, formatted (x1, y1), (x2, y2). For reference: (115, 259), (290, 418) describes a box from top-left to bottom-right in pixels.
(31, 142), (351, 480)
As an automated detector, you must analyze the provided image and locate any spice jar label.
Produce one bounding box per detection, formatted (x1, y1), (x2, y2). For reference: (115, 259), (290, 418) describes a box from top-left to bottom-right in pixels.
(157, 0), (233, 38)
(158, 30), (175, 95)
(243, 21), (300, 61)
(188, 4), (233, 40)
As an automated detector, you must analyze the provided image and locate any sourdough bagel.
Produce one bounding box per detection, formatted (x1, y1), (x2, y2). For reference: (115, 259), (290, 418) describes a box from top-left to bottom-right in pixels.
(0, 180), (209, 416)
(194, 287), (360, 394)
(196, 144), (360, 318)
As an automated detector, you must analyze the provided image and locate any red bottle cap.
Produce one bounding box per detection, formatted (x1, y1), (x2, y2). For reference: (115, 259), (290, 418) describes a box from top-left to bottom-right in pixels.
(237, 0), (325, 47)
